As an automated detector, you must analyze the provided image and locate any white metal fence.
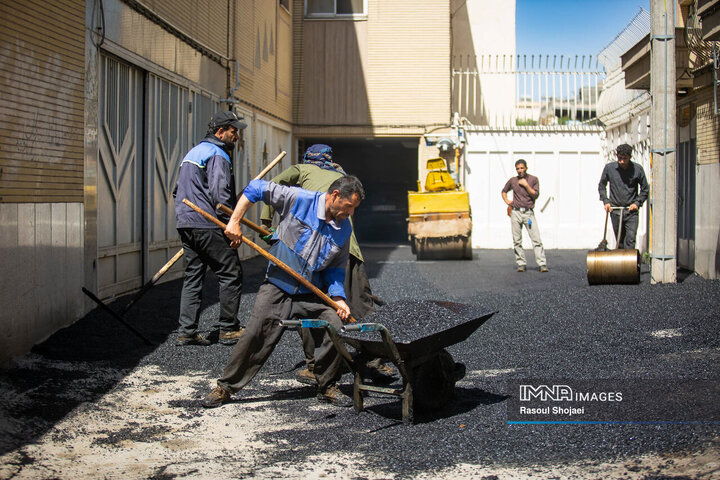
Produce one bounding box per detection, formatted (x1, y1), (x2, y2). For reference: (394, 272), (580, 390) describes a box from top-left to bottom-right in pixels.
(452, 54), (606, 130)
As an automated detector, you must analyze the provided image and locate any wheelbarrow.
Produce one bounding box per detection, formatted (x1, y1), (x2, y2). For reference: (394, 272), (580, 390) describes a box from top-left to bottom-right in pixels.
(587, 207), (640, 285)
(284, 300), (495, 424)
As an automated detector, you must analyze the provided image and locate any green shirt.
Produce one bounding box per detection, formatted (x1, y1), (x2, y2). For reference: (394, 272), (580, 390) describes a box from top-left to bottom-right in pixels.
(261, 164), (363, 262)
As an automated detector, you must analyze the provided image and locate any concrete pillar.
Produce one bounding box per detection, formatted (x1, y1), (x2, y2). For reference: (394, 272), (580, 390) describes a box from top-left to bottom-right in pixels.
(650, 0), (677, 283)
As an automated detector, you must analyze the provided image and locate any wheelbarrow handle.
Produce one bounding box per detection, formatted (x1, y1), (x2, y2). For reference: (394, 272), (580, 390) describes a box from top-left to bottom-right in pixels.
(280, 319), (329, 329)
(183, 198), (357, 323)
(341, 323), (387, 333)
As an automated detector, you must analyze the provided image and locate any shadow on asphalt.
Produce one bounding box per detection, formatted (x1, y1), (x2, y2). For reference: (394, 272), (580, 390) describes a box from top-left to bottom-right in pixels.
(363, 387), (509, 426)
(0, 255), (269, 457)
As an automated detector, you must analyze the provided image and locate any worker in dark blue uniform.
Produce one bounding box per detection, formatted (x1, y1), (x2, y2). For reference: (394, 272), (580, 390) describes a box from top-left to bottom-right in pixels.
(173, 111), (247, 346)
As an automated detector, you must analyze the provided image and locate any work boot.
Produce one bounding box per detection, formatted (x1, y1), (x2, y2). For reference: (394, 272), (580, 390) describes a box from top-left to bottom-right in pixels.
(539, 266), (549, 273)
(517, 265), (526, 272)
(370, 294), (386, 306)
(366, 361), (397, 384)
(295, 368), (317, 386)
(317, 384), (353, 408)
(202, 386), (231, 408)
(219, 328), (244, 345)
(177, 333), (211, 346)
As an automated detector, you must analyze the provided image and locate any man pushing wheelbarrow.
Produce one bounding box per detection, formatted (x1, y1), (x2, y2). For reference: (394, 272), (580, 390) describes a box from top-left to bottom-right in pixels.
(197, 175), (365, 408)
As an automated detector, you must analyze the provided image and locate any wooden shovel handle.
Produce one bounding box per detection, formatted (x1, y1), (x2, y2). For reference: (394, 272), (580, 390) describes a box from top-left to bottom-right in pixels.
(216, 203), (272, 237)
(183, 198), (356, 323)
(253, 151), (286, 181)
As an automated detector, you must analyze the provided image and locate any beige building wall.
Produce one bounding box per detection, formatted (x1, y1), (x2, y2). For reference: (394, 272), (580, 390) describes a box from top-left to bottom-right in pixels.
(693, 86), (720, 279)
(695, 87), (720, 166)
(294, 0), (451, 137)
(0, 0), (86, 365)
(0, 0), (85, 203)
(452, 0), (516, 126)
(233, 0), (293, 124)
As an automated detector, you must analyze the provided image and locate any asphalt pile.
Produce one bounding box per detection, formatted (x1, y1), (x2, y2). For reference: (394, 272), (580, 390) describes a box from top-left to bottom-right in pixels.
(342, 299), (493, 344)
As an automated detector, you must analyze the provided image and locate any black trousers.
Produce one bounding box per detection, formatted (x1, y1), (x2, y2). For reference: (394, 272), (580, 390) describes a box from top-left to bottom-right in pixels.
(177, 228), (243, 336)
(218, 281), (344, 392)
(610, 210), (639, 249)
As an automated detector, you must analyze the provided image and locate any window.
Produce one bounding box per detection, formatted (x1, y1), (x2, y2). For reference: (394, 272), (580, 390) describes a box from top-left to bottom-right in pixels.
(305, 0), (366, 18)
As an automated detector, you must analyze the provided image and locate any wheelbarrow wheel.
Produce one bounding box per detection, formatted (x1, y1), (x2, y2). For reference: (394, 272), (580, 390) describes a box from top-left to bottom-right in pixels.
(411, 349), (460, 412)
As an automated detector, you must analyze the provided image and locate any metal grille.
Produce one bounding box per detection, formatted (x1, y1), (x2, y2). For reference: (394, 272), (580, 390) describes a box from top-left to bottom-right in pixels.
(452, 54), (605, 130)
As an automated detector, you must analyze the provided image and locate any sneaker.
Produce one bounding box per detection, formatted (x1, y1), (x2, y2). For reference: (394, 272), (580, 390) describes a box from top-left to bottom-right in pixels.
(219, 328), (244, 345)
(317, 384), (353, 408)
(202, 386), (231, 408)
(539, 266), (549, 273)
(517, 266), (527, 272)
(177, 333), (211, 346)
(296, 368), (317, 386)
(367, 362), (397, 384)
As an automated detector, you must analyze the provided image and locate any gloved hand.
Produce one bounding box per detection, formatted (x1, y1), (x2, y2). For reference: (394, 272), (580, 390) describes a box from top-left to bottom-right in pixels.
(261, 227), (276, 245)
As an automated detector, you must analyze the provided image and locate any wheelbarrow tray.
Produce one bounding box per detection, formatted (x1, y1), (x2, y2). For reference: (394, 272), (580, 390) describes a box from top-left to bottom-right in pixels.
(340, 300), (495, 360)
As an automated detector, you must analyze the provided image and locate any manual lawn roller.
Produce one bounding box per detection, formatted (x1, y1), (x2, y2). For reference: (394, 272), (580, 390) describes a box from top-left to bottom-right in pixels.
(587, 207), (640, 285)
(185, 200), (495, 424)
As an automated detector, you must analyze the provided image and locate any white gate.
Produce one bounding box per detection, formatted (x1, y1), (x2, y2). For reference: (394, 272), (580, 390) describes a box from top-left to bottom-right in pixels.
(98, 54), (220, 298)
(465, 130), (607, 249)
(97, 55), (145, 298)
(146, 74), (191, 281)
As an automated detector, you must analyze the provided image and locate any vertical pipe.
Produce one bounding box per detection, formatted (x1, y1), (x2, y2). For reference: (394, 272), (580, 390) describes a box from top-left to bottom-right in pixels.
(650, 0), (677, 283)
(552, 55), (560, 124)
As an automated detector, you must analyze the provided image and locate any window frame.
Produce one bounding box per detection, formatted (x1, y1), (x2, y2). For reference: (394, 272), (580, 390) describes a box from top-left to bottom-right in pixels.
(304, 0), (367, 19)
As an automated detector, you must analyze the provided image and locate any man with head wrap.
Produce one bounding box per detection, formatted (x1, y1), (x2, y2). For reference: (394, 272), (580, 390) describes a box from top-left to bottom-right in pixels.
(598, 143), (650, 249)
(260, 144), (393, 385)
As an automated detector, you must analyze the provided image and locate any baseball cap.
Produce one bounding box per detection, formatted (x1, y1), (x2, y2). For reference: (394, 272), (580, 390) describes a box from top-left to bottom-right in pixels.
(209, 110), (247, 131)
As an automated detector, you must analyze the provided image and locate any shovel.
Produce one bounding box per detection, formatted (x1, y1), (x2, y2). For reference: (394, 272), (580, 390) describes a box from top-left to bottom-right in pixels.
(182, 198), (357, 323)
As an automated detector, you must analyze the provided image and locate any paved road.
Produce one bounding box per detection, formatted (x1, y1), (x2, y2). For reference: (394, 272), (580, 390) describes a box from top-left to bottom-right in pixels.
(1, 246), (718, 479)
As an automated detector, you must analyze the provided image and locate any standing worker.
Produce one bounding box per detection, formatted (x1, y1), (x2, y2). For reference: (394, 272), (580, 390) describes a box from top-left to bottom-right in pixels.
(260, 144), (391, 385)
(598, 143), (650, 249)
(173, 111), (247, 346)
(202, 176), (365, 408)
(501, 159), (549, 273)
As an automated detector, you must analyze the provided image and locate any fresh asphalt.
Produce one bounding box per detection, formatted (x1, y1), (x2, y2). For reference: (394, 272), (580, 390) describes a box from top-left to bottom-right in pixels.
(2, 244), (719, 476)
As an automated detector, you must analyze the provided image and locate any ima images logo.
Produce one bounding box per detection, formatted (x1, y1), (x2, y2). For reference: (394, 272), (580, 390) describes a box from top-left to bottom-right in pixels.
(519, 384), (573, 401)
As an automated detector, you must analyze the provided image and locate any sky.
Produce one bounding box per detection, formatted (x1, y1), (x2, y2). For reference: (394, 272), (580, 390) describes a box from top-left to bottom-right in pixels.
(516, 0), (651, 57)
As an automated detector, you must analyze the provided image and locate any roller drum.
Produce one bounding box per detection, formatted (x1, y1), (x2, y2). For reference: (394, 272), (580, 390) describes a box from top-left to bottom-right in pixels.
(586, 249), (640, 285)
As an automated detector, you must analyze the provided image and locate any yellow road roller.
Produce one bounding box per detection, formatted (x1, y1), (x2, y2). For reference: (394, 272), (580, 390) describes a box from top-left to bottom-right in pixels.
(408, 157), (472, 260)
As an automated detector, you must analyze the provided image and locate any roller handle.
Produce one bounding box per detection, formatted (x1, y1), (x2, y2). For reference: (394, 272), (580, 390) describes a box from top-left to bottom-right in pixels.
(182, 198), (356, 323)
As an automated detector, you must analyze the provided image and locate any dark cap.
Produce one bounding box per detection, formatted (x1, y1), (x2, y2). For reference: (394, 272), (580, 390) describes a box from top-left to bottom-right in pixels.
(616, 143), (633, 156)
(209, 110), (247, 131)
